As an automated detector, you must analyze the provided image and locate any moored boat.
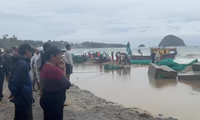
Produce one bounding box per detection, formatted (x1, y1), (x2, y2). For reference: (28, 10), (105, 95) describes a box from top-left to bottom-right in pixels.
(130, 47), (178, 60)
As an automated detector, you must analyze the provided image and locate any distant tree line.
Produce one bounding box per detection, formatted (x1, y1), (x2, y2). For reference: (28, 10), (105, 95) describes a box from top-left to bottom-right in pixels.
(81, 41), (126, 48)
(0, 34), (126, 49)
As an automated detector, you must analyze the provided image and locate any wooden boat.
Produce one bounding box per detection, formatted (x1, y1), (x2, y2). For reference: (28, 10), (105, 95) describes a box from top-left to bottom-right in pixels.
(96, 57), (111, 63)
(130, 47), (178, 60)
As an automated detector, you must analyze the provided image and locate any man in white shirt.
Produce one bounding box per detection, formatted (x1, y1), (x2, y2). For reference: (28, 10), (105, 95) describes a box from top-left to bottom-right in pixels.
(30, 49), (40, 91)
(64, 44), (73, 80)
(34, 43), (51, 95)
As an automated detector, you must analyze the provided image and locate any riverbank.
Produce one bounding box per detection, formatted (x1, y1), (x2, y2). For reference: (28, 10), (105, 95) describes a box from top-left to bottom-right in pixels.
(0, 81), (177, 120)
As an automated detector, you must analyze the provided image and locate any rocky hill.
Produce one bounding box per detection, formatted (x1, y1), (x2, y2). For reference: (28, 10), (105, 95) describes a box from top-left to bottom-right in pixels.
(159, 35), (186, 47)
(138, 44), (145, 47)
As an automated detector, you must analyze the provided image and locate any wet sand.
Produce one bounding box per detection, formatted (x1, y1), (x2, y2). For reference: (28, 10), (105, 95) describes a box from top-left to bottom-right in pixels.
(71, 64), (200, 120)
(0, 81), (176, 120)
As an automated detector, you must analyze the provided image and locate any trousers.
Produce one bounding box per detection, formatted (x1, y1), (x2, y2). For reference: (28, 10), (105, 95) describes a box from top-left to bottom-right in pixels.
(0, 77), (4, 99)
(14, 104), (33, 120)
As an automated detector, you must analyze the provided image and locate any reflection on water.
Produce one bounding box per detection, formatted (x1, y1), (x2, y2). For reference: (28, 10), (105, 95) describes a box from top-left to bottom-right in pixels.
(73, 63), (131, 76)
(148, 75), (177, 89)
(73, 64), (102, 73)
(72, 64), (200, 120)
(104, 68), (131, 76)
(179, 80), (200, 92)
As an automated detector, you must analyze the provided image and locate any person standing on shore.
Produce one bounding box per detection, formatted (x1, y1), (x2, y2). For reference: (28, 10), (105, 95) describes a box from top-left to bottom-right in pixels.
(30, 48), (40, 91)
(64, 44), (73, 80)
(8, 43), (34, 120)
(40, 46), (71, 120)
(35, 43), (51, 95)
(3, 49), (13, 73)
(0, 49), (9, 102)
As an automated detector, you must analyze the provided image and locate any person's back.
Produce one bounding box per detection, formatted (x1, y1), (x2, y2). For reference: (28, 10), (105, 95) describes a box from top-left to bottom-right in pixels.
(155, 52), (160, 63)
(151, 51), (156, 63)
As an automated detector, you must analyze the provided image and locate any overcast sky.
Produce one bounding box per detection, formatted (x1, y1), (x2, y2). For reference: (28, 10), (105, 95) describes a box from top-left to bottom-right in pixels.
(0, 0), (200, 46)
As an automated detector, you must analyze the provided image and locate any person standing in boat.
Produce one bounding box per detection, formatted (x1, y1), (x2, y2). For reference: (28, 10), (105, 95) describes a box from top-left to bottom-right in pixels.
(111, 52), (114, 61)
(102, 52), (106, 61)
(159, 51), (163, 61)
(151, 50), (156, 63)
(138, 49), (143, 56)
(119, 53), (122, 64)
(115, 52), (118, 62)
(124, 53), (131, 65)
(155, 51), (160, 64)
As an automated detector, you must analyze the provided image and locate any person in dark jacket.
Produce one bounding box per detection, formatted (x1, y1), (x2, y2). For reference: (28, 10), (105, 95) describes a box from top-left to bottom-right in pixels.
(3, 49), (13, 72)
(9, 43), (33, 120)
(0, 49), (9, 101)
(151, 50), (156, 63)
(40, 46), (71, 120)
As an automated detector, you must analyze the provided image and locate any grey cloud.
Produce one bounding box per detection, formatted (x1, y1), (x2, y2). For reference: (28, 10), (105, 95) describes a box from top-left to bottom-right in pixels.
(0, 0), (200, 46)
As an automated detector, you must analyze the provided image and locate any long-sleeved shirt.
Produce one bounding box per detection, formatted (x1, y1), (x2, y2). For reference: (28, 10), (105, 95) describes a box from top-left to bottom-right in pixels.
(40, 64), (71, 102)
(30, 54), (38, 71)
(155, 53), (160, 62)
(64, 50), (73, 66)
(35, 53), (41, 69)
(41, 64), (70, 91)
(9, 56), (33, 105)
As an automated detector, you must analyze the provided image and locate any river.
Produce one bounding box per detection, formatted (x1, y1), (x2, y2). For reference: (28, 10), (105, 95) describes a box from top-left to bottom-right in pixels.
(71, 64), (200, 120)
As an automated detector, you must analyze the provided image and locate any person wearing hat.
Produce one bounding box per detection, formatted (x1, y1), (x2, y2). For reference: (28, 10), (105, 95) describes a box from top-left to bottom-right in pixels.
(40, 46), (71, 120)
(35, 43), (51, 95)
(30, 48), (40, 91)
(64, 44), (73, 80)
(8, 43), (34, 120)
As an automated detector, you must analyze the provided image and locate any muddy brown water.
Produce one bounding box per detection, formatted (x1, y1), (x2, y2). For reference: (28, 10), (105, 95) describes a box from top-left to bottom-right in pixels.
(71, 64), (200, 120)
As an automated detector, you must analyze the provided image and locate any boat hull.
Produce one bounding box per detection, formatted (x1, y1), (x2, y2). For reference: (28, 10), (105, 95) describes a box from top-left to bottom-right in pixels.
(130, 52), (177, 60)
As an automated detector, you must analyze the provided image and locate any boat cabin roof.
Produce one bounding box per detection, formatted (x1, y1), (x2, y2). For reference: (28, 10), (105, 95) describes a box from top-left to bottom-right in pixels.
(150, 47), (176, 51)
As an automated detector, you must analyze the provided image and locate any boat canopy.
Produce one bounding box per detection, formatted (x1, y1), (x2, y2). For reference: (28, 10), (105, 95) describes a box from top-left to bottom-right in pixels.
(150, 47), (177, 55)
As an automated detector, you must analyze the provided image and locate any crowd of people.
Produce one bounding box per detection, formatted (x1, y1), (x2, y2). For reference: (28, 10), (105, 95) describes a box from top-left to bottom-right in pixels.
(80, 51), (131, 65)
(80, 52), (111, 63)
(151, 50), (162, 63)
(115, 52), (131, 65)
(0, 43), (73, 120)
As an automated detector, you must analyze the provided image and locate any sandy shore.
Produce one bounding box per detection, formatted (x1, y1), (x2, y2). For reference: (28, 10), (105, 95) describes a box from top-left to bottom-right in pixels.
(0, 82), (177, 120)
